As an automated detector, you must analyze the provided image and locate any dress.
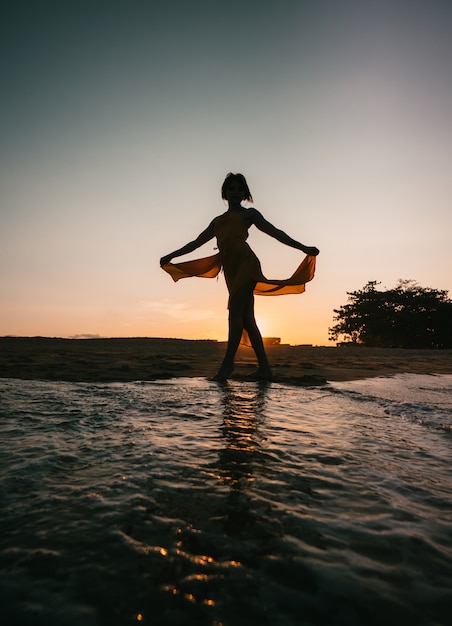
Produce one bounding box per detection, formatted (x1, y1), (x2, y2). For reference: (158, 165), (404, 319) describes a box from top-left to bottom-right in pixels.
(162, 210), (316, 298)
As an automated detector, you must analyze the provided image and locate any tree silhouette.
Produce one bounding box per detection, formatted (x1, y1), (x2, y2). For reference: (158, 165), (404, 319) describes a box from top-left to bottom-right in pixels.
(329, 280), (452, 348)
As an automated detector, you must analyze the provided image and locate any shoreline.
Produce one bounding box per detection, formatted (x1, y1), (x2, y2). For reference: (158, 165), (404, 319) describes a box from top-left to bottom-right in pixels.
(1, 337), (452, 386)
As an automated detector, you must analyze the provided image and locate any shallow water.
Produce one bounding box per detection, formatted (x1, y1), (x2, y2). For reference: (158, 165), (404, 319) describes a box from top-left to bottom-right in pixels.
(1, 374), (451, 626)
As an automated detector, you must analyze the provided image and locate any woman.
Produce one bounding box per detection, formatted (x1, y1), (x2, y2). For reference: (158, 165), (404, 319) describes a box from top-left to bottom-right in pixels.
(160, 173), (319, 381)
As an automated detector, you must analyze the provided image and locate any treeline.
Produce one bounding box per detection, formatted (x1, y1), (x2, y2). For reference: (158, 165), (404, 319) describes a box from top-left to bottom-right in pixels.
(329, 280), (452, 348)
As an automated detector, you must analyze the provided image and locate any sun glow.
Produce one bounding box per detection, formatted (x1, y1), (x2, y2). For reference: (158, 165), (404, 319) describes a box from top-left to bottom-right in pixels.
(255, 318), (266, 335)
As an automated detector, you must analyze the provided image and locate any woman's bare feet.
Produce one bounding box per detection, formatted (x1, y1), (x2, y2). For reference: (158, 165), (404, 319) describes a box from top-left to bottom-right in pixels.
(211, 364), (234, 382)
(244, 368), (273, 382)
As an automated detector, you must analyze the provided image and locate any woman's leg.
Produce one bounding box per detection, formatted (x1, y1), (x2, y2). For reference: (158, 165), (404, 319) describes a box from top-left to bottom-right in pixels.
(213, 281), (255, 380)
(214, 281), (272, 380)
(243, 291), (272, 377)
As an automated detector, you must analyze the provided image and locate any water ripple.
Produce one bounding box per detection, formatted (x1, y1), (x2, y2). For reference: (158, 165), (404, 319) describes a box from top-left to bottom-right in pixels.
(1, 375), (451, 625)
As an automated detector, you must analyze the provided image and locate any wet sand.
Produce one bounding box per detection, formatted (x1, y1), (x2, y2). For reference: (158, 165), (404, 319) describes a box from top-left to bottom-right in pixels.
(1, 336), (452, 385)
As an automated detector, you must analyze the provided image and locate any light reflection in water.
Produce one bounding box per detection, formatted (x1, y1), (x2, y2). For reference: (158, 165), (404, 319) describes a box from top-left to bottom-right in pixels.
(217, 381), (269, 490)
(211, 381), (270, 537)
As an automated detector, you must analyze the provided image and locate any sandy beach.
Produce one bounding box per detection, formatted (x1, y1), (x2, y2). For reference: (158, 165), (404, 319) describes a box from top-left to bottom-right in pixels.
(1, 336), (452, 385)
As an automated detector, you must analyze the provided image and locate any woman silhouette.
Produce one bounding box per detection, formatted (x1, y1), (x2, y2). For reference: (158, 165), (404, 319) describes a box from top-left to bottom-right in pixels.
(160, 173), (319, 381)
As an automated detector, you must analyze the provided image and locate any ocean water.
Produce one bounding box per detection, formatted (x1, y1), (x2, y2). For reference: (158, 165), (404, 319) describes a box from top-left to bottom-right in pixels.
(0, 373), (451, 626)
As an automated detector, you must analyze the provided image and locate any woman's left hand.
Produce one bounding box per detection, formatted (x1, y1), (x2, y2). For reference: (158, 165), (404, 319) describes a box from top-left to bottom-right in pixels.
(304, 246), (320, 256)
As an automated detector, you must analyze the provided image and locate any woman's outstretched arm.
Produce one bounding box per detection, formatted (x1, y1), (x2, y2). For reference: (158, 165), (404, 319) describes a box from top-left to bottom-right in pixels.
(160, 219), (216, 266)
(250, 209), (319, 256)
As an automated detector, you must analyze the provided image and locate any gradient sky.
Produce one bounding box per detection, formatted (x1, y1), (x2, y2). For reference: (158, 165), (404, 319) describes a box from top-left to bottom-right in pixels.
(2, 0), (451, 345)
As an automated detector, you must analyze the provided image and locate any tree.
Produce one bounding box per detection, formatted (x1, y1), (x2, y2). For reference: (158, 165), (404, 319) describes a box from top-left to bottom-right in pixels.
(329, 280), (452, 348)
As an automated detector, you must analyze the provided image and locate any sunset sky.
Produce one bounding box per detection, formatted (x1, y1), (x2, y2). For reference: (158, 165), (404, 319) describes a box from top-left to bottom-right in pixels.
(2, 0), (451, 346)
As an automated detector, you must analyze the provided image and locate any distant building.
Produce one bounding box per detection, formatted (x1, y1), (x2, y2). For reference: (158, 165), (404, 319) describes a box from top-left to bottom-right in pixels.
(263, 337), (281, 346)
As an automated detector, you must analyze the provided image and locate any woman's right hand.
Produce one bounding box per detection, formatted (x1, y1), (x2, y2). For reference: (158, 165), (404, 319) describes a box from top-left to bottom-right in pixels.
(160, 254), (173, 267)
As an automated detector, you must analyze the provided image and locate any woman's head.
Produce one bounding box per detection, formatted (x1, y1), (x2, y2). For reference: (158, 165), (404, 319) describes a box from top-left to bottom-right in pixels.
(221, 173), (253, 202)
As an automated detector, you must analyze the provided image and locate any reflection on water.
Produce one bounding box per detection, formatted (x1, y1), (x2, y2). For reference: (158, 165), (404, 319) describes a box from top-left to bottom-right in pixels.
(214, 382), (270, 538)
(217, 381), (268, 489)
(1, 375), (451, 626)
